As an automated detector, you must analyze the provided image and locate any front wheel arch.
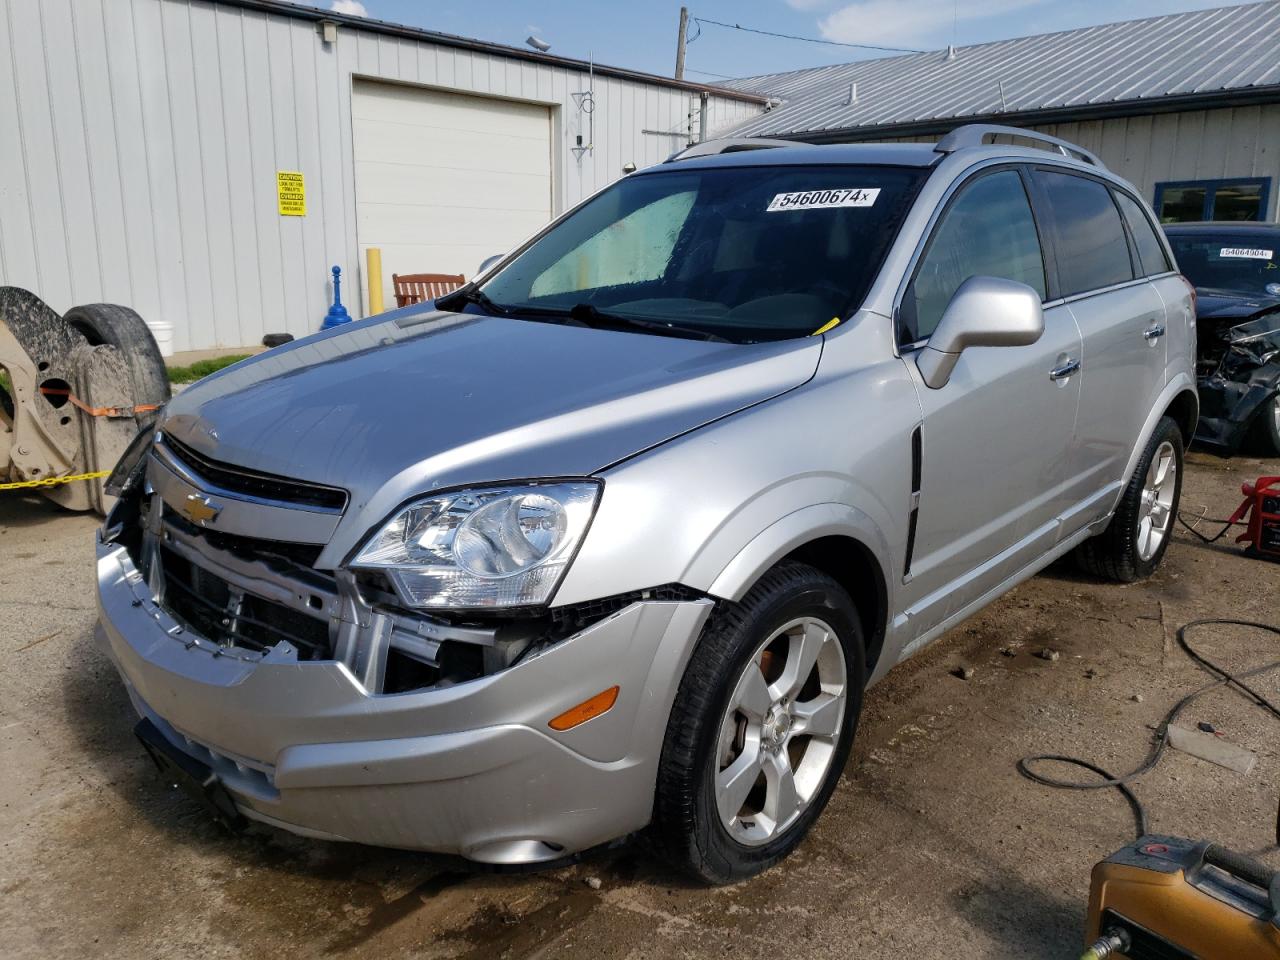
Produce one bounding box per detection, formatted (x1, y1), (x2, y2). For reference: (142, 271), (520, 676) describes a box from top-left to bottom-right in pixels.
(781, 535), (887, 679)
(703, 506), (891, 679)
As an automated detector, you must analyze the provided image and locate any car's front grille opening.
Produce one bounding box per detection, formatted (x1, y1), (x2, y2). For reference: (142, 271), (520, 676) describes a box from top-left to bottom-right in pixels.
(166, 513), (325, 569)
(159, 547), (332, 660)
(383, 647), (442, 694)
(160, 433), (348, 512)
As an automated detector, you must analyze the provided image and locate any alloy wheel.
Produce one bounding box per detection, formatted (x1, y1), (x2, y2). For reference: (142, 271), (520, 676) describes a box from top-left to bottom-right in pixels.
(1136, 440), (1177, 561)
(713, 616), (847, 846)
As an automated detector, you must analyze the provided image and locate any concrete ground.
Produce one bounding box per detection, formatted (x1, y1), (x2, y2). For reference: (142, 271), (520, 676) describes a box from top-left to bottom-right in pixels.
(2, 449), (1278, 959)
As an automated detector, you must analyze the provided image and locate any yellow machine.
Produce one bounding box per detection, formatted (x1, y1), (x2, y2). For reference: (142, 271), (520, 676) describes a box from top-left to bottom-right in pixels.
(1084, 835), (1280, 959)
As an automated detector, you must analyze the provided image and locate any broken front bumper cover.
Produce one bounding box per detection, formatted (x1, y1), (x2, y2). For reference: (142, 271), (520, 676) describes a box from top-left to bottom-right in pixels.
(1195, 314), (1280, 453)
(95, 537), (713, 863)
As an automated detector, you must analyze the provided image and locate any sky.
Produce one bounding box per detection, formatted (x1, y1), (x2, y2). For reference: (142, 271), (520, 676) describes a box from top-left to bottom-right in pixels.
(318, 0), (1259, 80)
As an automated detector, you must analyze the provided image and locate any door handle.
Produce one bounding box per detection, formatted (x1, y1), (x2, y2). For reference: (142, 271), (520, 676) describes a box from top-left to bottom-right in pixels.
(1144, 324), (1167, 341)
(1049, 358), (1081, 381)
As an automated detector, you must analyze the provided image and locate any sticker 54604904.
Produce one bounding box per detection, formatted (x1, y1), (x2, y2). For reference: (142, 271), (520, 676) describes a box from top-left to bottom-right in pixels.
(1220, 247), (1274, 260)
(767, 188), (880, 212)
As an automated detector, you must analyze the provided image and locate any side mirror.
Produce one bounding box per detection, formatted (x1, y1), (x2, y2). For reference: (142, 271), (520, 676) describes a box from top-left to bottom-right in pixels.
(477, 253), (506, 277)
(915, 276), (1044, 389)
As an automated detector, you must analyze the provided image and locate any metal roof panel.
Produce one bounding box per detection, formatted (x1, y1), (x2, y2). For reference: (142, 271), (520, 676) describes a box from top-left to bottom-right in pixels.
(726, 1), (1280, 138)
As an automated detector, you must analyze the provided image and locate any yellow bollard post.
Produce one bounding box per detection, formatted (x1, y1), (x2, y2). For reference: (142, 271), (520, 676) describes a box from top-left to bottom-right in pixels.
(365, 247), (384, 315)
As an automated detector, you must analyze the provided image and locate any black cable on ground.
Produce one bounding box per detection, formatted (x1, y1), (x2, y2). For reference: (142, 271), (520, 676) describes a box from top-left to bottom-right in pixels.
(1017, 619), (1280, 842)
(1176, 510), (1244, 544)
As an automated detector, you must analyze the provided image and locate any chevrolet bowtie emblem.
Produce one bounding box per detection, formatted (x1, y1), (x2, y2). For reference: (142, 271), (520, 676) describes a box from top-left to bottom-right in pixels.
(182, 494), (222, 525)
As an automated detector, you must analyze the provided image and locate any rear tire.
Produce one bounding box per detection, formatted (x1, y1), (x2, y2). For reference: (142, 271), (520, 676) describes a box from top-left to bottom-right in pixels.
(652, 561), (865, 884)
(64, 304), (171, 414)
(1075, 416), (1183, 582)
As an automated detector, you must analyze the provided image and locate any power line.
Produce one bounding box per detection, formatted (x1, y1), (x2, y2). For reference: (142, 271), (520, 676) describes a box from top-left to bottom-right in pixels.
(690, 16), (926, 55)
(684, 66), (737, 81)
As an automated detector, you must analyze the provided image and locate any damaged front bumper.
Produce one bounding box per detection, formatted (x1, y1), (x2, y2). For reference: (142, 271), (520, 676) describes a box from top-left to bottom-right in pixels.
(1195, 314), (1280, 453)
(96, 536), (712, 863)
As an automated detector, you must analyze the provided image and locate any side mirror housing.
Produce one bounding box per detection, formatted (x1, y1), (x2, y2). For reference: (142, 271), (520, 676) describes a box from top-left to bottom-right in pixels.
(477, 253), (506, 277)
(915, 276), (1044, 389)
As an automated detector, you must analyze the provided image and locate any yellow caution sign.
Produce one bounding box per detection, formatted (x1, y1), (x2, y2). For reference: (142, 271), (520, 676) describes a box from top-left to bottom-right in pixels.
(277, 170), (306, 216)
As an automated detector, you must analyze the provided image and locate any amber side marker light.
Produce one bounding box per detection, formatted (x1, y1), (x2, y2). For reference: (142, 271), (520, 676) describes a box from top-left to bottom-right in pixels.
(549, 686), (620, 731)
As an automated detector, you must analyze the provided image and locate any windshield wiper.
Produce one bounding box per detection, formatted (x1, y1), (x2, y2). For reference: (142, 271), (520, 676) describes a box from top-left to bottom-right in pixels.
(563, 303), (731, 343)
(435, 283), (511, 316)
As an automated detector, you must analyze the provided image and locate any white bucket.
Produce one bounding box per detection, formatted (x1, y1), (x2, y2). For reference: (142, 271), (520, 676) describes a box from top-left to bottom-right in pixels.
(147, 321), (174, 358)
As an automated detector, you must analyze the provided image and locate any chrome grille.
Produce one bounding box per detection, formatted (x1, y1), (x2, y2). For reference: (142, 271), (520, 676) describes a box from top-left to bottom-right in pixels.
(159, 433), (347, 512)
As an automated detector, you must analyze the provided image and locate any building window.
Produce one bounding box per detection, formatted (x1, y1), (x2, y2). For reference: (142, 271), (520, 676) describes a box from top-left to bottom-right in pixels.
(1154, 177), (1271, 224)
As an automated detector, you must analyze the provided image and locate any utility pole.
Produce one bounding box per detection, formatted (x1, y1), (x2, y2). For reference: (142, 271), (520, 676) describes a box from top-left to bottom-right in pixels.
(674, 7), (688, 80)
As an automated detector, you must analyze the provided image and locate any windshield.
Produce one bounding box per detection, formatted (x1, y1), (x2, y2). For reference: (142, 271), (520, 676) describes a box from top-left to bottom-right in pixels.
(1167, 232), (1280, 298)
(466, 164), (927, 342)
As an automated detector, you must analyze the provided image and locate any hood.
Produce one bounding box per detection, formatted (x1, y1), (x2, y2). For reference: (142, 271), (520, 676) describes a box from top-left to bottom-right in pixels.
(162, 309), (821, 516)
(1194, 286), (1280, 324)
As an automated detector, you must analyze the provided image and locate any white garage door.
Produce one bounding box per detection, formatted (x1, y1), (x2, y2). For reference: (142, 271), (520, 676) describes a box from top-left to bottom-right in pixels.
(352, 80), (553, 312)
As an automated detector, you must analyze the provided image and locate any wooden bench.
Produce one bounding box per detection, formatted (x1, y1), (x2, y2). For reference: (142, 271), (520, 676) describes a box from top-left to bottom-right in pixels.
(392, 272), (466, 307)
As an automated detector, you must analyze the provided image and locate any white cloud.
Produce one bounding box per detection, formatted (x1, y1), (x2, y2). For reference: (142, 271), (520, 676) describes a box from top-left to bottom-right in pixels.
(527, 23), (544, 33)
(819, 0), (1044, 48)
(330, 0), (368, 16)
(783, 0), (833, 10)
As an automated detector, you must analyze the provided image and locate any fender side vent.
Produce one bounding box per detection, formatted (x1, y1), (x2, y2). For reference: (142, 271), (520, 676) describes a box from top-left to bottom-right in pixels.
(904, 425), (923, 579)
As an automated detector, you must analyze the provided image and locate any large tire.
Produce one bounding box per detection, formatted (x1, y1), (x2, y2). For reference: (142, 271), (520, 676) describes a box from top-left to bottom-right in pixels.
(652, 561), (865, 884)
(64, 303), (171, 413)
(1251, 395), (1280, 457)
(1075, 417), (1183, 582)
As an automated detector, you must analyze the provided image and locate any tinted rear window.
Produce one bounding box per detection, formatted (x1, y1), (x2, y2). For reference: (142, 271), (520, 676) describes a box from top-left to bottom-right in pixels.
(1035, 170), (1134, 296)
(1115, 192), (1172, 277)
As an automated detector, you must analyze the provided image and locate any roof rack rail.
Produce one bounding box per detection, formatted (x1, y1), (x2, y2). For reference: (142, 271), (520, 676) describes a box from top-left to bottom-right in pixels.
(666, 137), (798, 162)
(934, 124), (1105, 169)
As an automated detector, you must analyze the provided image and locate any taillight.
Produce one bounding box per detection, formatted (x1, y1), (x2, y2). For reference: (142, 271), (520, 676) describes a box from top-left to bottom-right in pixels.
(1180, 274), (1197, 315)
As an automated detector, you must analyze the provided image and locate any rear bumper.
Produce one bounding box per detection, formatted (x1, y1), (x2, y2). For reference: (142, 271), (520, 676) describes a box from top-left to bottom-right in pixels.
(95, 538), (712, 862)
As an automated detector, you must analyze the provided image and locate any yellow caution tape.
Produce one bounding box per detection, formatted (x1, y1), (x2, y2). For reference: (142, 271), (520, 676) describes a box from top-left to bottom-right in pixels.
(0, 469), (110, 491)
(811, 317), (842, 336)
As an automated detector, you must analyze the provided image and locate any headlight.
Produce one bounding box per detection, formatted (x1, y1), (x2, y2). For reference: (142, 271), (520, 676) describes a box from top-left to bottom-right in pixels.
(351, 482), (600, 609)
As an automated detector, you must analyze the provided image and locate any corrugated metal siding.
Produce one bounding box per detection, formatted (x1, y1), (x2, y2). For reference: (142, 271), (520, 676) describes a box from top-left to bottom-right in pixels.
(0, 0), (763, 351)
(872, 105), (1280, 219)
(727, 1), (1280, 138)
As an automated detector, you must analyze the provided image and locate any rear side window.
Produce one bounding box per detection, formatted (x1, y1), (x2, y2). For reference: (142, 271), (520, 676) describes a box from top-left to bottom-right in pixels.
(1034, 170), (1134, 295)
(1114, 191), (1172, 276)
(900, 169), (1046, 343)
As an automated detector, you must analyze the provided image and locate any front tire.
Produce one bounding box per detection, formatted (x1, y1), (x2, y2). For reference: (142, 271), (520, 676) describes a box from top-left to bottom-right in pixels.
(652, 561), (865, 884)
(1075, 416), (1183, 582)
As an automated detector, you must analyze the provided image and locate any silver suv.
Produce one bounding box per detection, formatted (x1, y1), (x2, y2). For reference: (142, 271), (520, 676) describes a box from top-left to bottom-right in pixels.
(97, 125), (1197, 883)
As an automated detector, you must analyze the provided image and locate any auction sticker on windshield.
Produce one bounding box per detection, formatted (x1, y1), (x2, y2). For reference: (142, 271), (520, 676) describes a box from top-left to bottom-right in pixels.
(1220, 247), (1274, 260)
(767, 188), (880, 212)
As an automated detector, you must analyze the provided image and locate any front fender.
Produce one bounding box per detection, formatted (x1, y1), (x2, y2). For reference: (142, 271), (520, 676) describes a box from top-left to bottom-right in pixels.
(704, 501), (893, 603)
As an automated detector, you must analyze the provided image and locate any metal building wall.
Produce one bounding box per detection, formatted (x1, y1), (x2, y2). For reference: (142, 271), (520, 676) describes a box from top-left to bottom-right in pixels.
(1031, 105), (1280, 219)
(879, 105), (1280, 219)
(0, 0), (763, 352)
